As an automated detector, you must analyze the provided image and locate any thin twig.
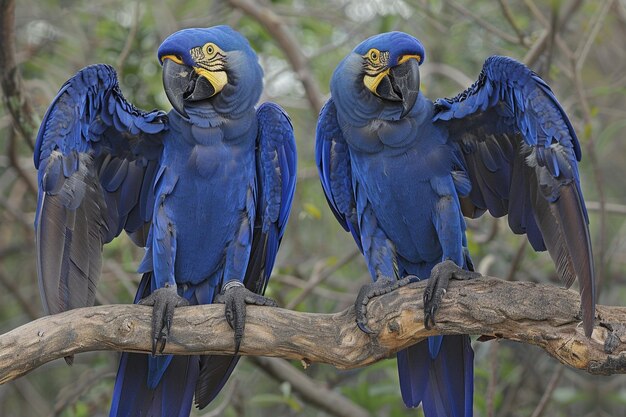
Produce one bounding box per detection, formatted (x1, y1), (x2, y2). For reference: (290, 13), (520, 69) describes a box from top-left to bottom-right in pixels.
(529, 367), (564, 417)
(49, 370), (116, 417)
(498, 0), (528, 46)
(571, 0), (614, 293)
(506, 239), (528, 282)
(0, 0), (36, 150)
(226, 0), (325, 112)
(286, 249), (360, 310)
(251, 357), (369, 417)
(486, 341), (499, 417)
(11, 378), (48, 417)
(523, 0), (583, 67)
(116, 1), (141, 78)
(0, 268), (39, 320)
(523, 0), (549, 26)
(444, 0), (521, 44)
(272, 274), (355, 304)
(585, 201), (626, 216)
(423, 62), (474, 88)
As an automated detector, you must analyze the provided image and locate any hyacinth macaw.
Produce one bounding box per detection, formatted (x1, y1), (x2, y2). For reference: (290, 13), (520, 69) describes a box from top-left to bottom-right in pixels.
(316, 31), (594, 416)
(34, 25), (297, 416)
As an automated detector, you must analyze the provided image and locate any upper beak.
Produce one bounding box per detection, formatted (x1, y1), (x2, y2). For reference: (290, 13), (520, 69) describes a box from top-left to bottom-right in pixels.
(162, 58), (191, 118)
(376, 58), (420, 118)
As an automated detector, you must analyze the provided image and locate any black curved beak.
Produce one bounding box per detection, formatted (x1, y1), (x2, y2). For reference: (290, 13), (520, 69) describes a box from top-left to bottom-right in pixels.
(162, 59), (192, 118)
(377, 58), (420, 118)
(162, 59), (218, 119)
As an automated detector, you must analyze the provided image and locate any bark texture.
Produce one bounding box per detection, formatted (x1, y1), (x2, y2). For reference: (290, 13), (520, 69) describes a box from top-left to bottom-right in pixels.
(1, 277), (625, 385)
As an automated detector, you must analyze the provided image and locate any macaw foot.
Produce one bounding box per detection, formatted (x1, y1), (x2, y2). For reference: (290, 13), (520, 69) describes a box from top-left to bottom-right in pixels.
(423, 260), (481, 329)
(214, 280), (277, 353)
(138, 284), (189, 355)
(355, 275), (420, 334)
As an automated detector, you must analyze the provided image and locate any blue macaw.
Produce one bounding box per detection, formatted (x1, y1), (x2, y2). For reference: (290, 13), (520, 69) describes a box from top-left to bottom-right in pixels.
(34, 25), (297, 416)
(316, 31), (594, 416)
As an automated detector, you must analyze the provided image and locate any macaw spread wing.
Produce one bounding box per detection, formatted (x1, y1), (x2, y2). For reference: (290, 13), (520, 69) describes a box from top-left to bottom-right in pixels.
(34, 64), (168, 314)
(434, 55), (595, 336)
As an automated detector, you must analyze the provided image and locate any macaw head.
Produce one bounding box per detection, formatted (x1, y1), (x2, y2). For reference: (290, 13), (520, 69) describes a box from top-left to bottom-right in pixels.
(331, 32), (425, 120)
(157, 25), (263, 118)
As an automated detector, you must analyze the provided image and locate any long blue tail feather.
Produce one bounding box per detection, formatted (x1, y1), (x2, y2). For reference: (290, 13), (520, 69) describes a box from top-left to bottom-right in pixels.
(398, 335), (474, 417)
(110, 353), (200, 417)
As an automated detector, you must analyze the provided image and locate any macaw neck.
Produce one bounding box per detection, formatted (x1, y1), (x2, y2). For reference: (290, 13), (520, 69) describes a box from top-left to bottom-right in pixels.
(337, 96), (438, 154)
(167, 107), (257, 146)
(182, 86), (259, 128)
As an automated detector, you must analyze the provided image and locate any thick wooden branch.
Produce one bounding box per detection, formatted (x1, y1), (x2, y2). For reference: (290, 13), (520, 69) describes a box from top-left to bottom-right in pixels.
(1, 276), (625, 385)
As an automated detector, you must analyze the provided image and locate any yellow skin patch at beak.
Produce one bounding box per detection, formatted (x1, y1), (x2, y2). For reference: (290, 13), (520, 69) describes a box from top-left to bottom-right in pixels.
(194, 67), (227, 96)
(191, 42), (228, 97)
(363, 69), (391, 96)
(362, 49), (421, 96)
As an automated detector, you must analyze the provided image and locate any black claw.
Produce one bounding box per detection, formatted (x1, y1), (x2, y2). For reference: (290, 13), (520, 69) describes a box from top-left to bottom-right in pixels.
(158, 333), (168, 354)
(139, 285), (189, 356)
(215, 280), (277, 354)
(423, 260), (480, 329)
(355, 275), (419, 334)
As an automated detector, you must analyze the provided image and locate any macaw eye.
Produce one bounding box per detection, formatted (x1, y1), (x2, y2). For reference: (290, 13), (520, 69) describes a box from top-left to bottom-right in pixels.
(370, 50), (379, 61)
(203, 43), (218, 58)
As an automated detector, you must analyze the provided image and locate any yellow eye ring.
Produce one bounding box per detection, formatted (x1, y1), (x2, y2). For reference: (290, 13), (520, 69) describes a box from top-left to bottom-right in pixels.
(203, 43), (217, 58)
(370, 50), (378, 61)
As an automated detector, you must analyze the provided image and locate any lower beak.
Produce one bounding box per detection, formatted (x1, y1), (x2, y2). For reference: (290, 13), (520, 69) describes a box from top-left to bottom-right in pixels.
(162, 59), (192, 118)
(377, 58), (420, 118)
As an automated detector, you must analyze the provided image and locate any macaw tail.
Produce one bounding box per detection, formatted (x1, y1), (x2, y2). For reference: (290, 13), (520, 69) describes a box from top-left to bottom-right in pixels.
(109, 273), (201, 417)
(397, 335), (474, 417)
(194, 355), (240, 408)
(109, 352), (199, 417)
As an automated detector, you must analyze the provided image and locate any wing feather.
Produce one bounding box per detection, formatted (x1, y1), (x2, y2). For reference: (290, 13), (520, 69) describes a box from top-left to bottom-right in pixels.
(434, 55), (595, 336)
(315, 99), (362, 250)
(34, 64), (168, 314)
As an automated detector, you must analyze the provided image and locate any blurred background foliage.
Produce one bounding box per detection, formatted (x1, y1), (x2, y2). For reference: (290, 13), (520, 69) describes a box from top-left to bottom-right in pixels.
(1, 0), (626, 416)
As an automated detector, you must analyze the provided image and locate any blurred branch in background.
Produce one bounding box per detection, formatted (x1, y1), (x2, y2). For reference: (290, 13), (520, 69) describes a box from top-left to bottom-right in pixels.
(251, 357), (370, 417)
(227, 0), (325, 112)
(0, 0), (36, 150)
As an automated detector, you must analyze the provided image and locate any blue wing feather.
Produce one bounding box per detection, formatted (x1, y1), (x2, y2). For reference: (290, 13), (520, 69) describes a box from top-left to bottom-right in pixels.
(252, 102), (297, 289)
(315, 99), (362, 250)
(34, 64), (167, 315)
(434, 55), (595, 336)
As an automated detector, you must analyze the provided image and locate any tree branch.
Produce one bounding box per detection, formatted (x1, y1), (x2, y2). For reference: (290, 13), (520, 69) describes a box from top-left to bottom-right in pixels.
(226, 0), (325, 113)
(251, 357), (370, 417)
(1, 276), (624, 386)
(0, 0), (36, 150)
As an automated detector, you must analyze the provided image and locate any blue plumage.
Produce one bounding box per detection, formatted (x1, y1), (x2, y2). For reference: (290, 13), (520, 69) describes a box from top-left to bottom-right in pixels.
(316, 32), (595, 416)
(34, 26), (297, 416)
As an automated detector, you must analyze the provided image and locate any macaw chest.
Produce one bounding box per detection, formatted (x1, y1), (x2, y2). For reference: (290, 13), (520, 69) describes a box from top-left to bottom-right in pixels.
(349, 140), (457, 263)
(154, 136), (256, 279)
